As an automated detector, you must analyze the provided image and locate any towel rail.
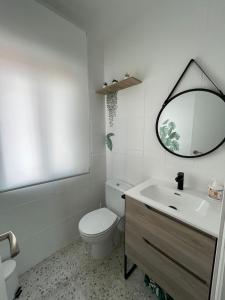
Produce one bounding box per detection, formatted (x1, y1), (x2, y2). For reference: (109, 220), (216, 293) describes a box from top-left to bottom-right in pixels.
(0, 231), (20, 258)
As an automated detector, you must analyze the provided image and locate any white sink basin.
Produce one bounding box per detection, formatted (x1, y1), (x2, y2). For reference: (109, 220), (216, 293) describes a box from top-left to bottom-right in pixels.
(125, 178), (222, 237)
(141, 185), (210, 216)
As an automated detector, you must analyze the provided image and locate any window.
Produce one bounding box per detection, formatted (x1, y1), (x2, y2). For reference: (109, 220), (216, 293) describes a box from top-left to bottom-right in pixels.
(0, 52), (89, 192)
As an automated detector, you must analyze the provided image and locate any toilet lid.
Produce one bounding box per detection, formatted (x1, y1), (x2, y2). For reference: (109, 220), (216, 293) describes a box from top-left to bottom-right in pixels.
(2, 259), (16, 280)
(79, 208), (117, 235)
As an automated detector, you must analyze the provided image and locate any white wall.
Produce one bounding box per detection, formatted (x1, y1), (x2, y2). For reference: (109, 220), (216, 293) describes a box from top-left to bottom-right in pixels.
(104, 0), (225, 192)
(0, 0), (105, 275)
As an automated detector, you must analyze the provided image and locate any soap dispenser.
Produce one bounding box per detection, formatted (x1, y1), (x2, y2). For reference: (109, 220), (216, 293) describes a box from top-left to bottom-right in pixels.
(208, 179), (224, 201)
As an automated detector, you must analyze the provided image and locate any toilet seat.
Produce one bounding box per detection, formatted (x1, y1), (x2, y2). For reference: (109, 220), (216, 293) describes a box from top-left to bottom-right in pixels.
(79, 208), (118, 236)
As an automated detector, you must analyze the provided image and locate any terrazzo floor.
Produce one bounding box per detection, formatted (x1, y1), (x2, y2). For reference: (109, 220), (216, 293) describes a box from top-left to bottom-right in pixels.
(19, 239), (157, 300)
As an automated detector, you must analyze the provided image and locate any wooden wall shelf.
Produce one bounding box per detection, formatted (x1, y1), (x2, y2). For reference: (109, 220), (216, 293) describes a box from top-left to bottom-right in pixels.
(96, 77), (142, 95)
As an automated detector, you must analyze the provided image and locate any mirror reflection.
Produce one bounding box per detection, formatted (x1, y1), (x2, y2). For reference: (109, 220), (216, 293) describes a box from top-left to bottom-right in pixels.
(157, 89), (225, 157)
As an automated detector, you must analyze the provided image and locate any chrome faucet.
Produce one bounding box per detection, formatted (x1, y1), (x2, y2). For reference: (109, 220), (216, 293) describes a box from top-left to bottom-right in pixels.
(175, 172), (184, 190)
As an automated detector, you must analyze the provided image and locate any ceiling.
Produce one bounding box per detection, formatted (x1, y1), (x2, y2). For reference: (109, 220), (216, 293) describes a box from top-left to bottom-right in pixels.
(35, 0), (153, 41)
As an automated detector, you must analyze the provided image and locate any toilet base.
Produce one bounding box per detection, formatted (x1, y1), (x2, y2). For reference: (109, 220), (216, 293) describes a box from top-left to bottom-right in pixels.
(113, 228), (122, 247)
(91, 238), (113, 259)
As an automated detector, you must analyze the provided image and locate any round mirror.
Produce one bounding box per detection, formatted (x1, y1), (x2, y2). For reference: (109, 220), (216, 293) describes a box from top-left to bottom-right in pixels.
(156, 88), (225, 158)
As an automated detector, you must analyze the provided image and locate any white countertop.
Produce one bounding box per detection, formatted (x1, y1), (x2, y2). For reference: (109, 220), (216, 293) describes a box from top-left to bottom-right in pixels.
(125, 178), (222, 238)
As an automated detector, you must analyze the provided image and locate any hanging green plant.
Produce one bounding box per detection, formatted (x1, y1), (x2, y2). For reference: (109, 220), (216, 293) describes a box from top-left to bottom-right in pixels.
(105, 133), (114, 151)
(159, 119), (180, 153)
(106, 92), (118, 127)
(144, 275), (174, 300)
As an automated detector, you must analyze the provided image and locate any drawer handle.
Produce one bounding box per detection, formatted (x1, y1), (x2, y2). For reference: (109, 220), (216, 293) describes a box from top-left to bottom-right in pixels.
(142, 237), (208, 285)
(144, 204), (151, 210)
(143, 237), (152, 246)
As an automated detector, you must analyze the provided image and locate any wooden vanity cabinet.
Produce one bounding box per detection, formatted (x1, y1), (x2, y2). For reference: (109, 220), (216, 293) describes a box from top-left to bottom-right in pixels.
(125, 196), (217, 300)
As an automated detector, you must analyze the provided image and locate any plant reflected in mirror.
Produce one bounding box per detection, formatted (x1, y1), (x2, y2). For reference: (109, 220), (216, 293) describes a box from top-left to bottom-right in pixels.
(159, 119), (180, 153)
(156, 89), (225, 158)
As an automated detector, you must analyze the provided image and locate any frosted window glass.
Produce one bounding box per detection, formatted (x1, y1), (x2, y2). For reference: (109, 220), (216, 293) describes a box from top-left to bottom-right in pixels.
(0, 55), (89, 192)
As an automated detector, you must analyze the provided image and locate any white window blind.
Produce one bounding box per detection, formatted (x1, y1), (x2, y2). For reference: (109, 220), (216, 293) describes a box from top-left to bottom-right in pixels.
(0, 53), (89, 192)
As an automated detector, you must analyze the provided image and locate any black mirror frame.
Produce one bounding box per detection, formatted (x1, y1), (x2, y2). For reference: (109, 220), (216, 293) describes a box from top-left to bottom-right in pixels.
(155, 88), (225, 158)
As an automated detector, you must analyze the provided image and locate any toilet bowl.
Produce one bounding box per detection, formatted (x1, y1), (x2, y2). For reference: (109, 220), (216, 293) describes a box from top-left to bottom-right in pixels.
(78, 179), (132, 258)
(79, 208), (118, 258)
(2, 259), (19, 300)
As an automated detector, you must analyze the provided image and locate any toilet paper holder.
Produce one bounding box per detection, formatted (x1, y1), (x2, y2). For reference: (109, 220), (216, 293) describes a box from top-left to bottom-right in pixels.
(0, 231), (20, 258)
(0, 231), (21, 300)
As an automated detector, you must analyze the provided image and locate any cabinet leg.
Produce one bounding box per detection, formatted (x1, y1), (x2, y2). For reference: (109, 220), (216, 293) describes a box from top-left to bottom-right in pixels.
(124, 254), (137, 279)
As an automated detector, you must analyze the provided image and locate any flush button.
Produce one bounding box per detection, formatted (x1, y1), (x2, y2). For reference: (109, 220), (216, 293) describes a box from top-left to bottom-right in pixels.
(174, 192), (181, 196)
(168, 205), (178, 210)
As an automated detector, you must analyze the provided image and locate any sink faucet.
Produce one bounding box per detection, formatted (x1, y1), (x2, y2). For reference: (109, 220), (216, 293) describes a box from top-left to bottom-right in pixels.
(175, 172), (184, 190)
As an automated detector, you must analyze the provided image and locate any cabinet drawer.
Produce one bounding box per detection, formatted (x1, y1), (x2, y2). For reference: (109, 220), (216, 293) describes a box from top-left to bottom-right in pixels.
(126, 197), (216, 285)
(125, 228), (209, 300)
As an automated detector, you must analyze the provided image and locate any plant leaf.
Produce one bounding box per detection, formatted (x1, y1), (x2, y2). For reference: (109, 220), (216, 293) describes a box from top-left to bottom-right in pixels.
(107, 133), (114, 138)
(165, 138), (171, 147)
(168, 121), (175, 130)
(105, 133), (114, 151)
(171, 140), (179, 152)
(169, 132), (176, 139)
(174, 132), (180, 140)
(159, 119), (180, 153)
(160, 126), (168, 138)
(167, 126), (173, 136)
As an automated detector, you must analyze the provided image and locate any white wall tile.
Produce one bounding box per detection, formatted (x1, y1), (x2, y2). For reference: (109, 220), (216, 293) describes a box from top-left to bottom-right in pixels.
(90, 154), (106, 181)
(106, 151), (113, 179)
(125, 151), (144, 185)
(112, 117), (128, 153)
(104, 0), (225, 192)
(117, 84), (145, 118)
(144, 77), (170, 118)
(127, 117), (145, 152)
(15, 216), (77, 274)
(112, 153), (126, 181)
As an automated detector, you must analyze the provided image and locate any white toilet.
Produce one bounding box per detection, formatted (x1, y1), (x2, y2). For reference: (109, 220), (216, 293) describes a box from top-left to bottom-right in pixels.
(78, 179), (132, 258)
(2, 259), (19, 300)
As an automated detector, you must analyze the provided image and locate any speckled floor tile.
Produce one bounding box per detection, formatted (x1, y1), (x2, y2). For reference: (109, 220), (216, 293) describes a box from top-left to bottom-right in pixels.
(19, 240), (157, 300)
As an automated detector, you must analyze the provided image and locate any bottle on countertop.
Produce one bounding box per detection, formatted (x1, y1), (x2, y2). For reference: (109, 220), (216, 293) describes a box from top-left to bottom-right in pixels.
(208, 179), (224, 201)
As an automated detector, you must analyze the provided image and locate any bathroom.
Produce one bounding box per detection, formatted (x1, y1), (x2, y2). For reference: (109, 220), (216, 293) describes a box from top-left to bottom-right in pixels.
(0, 0), (225, 299)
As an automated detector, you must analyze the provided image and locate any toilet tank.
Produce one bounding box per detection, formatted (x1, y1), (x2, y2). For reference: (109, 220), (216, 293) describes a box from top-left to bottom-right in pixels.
(105, 179), (132, 217)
